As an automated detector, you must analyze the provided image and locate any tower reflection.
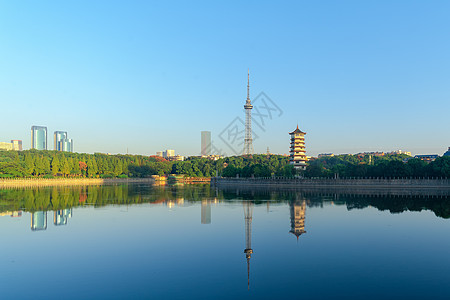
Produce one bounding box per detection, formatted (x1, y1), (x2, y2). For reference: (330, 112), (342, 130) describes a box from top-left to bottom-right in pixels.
(243, 201), (253, 290)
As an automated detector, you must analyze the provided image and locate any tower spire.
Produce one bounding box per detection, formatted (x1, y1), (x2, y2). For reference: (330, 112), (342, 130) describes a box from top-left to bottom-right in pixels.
(247, 69), (250, 102)
(243, 70), (254, 155)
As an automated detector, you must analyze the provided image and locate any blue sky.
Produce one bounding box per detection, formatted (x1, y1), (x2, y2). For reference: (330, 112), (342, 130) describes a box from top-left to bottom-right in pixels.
(1, 1), (449, 156)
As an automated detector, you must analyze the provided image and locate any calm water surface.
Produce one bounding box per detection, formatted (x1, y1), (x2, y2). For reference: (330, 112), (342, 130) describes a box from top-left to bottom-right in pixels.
(1, 184), (450, 299)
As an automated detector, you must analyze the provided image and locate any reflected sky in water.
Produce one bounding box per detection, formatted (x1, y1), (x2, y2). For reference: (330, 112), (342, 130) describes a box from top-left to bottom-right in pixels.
(1, 184), (450, 299)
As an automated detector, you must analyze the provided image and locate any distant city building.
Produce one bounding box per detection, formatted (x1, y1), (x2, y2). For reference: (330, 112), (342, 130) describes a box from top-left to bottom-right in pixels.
(318, 153), (334, 158)
(11, 140), (22, 151)
(0, 211), (22, 217)
(387, 150), (412, 156)
(163, 149), (175, 158)
(289, 199), (307, 240)
(414, 154), (439, 163)
(201, 154), (224, 161)
(443, 147), (450, 157)
(59, 138), (73, 152)
(54, 131), (67, 150)
(289, 125), (307, 170)
(167, 155), (184, 161)
(201, 200), (211, 224)
(156, 151), (163, 157)
(31, 211), (47, 231)
(54, 131), (73, 152)
(356, 151), (385, 158)
(0, 142), (13, 151)
(31, 126), (47, 150)
(201, 131), (211, 156)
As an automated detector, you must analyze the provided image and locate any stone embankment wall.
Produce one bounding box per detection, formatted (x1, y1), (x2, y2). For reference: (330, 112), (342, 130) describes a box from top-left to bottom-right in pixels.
(211, 177), (450, 189)
(0, 177), (154, 188)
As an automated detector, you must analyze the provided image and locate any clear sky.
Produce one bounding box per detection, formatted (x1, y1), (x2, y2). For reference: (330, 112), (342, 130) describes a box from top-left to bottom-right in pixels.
(1, 1), (449, 156)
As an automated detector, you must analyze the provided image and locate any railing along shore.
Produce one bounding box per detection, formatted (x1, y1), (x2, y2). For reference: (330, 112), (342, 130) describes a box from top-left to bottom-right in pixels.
(211, 177), (450, 188)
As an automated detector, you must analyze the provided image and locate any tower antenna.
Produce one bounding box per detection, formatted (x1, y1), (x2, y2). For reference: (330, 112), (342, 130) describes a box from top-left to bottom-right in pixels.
(243, 70), (254, 155)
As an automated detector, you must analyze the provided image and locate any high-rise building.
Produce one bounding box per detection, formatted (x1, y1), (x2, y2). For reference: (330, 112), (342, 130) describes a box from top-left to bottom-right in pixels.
(54, 131), (73, 152)
(31, 126), (47, 150)
(243, 70), (254, 155)
(163, 149), (175, 158)
(201, 131), (211, 156)
(59, 138), (73, 152)
(289, 125), (307, 170)
(11, 140), (22, 151)
(201, 200), (211, 224)
(54, 131), (67, 151)
(31, 211), (47, 231)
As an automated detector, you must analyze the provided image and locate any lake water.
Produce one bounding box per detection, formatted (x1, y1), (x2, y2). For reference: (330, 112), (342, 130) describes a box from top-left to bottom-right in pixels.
(1, 184), (450, 299)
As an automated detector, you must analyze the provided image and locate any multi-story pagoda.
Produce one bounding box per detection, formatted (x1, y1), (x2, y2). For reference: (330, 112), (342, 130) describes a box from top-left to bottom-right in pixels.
(289, 125), (307, 170)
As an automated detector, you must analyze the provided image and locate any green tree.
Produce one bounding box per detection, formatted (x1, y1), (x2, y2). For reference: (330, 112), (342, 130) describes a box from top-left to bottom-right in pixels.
(51, 156), (60, 176)
(61, 156), (70, 177)
(35, 155), (46, 176)
(24, 154), (35, 176)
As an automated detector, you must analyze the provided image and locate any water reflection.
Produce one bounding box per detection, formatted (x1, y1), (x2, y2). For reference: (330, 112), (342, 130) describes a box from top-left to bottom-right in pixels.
(1, 184), (450, 230)
(289, 198), (306, 240)
(31, 211), (47, 231)
(243, 201), (253, 290)
(54, 209), (72, 226)
(1, 184), (450, 298)
(201, 200), (211, 224)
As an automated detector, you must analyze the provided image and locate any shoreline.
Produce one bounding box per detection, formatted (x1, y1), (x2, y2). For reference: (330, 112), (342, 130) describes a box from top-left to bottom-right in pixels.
(211, 177), (450, 189)
(0, 177), (155, 188)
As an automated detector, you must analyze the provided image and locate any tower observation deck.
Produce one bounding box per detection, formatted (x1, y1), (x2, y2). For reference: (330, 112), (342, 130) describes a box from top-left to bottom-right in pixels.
(243, 70), (254, 155)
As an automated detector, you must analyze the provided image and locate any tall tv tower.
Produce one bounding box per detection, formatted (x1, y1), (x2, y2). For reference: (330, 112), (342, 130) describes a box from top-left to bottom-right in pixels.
(243, 70), (254, 155)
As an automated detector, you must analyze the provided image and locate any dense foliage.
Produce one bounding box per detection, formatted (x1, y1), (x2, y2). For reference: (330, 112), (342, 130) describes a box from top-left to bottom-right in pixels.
(0, 150), (293, 178)
(306, 154), (450, 178)
(1, 150), (448, 179)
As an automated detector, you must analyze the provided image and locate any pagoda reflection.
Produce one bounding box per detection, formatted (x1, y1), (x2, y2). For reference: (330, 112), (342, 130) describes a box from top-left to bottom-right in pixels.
(289, 199), (307, 240)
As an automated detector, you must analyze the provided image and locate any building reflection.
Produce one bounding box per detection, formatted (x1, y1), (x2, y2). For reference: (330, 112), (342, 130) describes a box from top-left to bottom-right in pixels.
(31, 211), (47, 231)
(54, 208), (73, 226)
(201, 200), (211, 224)
(0, 211), (22, 217)
(243, 201), (253, 290)
(289, 199), (307, 240)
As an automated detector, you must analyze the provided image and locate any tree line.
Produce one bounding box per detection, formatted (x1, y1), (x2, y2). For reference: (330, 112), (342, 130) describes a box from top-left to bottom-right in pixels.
(0, 150), (292, 178)
(1, 150), (448, 179)
(306, 154), (450, 178)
